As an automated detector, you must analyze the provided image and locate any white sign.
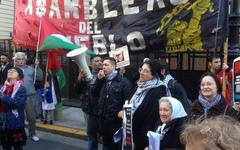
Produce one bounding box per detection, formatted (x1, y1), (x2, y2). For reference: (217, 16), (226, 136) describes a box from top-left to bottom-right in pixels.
(109, 45), (130, 69)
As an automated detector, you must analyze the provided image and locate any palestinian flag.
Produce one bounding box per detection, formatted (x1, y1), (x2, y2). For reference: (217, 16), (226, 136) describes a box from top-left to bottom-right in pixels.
(38, 18), (94, 89)
(47, 52), (66, 90)
(39, 34), (78, 52)
(38, 17), (66, 90)
(39, 34), (96, 56)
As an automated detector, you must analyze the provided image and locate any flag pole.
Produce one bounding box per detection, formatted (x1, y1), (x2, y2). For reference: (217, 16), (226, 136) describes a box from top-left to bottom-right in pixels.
(45, 54), (49, 86)
(222, 38), (228, 98)
(34, 16), (43, 84)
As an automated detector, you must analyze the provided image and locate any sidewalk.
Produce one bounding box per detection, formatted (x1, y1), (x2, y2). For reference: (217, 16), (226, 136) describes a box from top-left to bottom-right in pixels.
(36, 105), (88, 139)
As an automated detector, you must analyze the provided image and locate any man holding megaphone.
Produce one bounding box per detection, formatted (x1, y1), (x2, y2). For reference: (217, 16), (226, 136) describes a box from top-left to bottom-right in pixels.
(75, 56), (102, 150)
(92, 57), (131, 150)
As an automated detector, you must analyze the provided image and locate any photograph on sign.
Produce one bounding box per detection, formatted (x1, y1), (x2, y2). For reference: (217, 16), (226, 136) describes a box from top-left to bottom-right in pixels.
(109, 45), (130, 68)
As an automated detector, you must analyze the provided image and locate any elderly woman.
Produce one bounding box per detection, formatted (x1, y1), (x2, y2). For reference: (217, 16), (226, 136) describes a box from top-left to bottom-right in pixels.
(0, 67), (27, 150)
(124, 60), (167, 150)
(146, 97), (187, 150)
(189, 72), (240, 121)
(181, 115), (240, 150)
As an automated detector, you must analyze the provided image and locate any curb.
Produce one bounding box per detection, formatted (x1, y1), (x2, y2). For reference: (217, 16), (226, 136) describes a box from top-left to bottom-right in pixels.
(36, 123), (87, 140)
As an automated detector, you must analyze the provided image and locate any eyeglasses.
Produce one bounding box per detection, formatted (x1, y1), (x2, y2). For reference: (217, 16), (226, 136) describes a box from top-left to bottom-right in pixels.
(200, 82), (214, 87)
(138, 68), (151, 74)
(8, 69), (17, 73)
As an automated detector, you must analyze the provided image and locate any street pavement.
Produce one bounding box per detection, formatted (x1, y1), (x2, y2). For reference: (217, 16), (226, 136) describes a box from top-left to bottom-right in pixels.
(24, 130), (88, 150)
(23, 105), (104, 150)
(36, 106), (87, 139)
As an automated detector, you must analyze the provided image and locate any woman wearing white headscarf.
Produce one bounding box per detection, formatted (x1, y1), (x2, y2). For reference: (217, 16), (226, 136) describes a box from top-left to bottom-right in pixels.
(146, 97), (187, 150)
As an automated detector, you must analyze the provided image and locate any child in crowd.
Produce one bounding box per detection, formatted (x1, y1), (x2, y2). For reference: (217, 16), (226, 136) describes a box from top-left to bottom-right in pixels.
(40, 78), (57, 124)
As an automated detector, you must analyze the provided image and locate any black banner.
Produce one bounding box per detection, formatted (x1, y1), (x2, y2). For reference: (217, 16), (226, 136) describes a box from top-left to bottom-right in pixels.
(85, 0), (228, 54)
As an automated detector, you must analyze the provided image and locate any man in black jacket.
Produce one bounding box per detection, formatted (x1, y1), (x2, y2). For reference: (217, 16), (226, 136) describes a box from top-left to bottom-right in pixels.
(0, 53), (12, 84)
(92, 57), (130, 150)
(158, 59), (191, 113)
(75, 56), (102, 150)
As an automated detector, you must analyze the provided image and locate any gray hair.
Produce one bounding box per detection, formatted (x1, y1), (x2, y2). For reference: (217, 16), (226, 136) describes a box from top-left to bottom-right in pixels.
(12, 52), (27, 60)
(159, 97), (173, 112)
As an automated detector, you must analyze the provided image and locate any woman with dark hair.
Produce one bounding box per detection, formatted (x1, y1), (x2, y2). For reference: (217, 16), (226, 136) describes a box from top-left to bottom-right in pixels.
(0, 67), (27, 150)
(189, 72), (240, 121)
(119, 60), (167, 150)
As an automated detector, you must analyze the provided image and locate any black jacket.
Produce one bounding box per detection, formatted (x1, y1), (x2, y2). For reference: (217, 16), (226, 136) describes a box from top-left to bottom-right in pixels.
(75, 72), (100, 115)
(0, 63), (13, 84)
(92, 72), (131, 123)
(158, 117), (186, 150)
(75, 79), (90, 113)
(168, 79), (191, 113)
(132, 85), (166, 150)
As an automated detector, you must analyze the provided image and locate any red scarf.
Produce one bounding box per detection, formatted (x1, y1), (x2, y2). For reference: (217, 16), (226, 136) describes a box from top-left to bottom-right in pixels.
(0, 84), (13, 112)
(4, 84), (14, 95)
(0, 80), (23, 112)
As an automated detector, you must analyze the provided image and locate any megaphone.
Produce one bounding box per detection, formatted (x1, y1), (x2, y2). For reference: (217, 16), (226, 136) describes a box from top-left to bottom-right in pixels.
(66, 47), (93, 80)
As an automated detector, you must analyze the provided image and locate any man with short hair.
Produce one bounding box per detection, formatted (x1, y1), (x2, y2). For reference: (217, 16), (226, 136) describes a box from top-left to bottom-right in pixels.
(0, 53), (12, 84)
(76, 56), (102, 150)
(92, 57), (130, 150)
(158, 59), (191, 113)
(13, 52), (43, 141)
(208, 55), (233, 104)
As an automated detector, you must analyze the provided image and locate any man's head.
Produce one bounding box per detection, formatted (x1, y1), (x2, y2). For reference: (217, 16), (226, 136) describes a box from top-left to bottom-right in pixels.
(91, 56), (102, 71)
(13, 52), (27, 68)
(208, 55), (221, 73)
(157, 58), (169, 76)
(102, 57), (116, 75)
(0, 53), (9, 65)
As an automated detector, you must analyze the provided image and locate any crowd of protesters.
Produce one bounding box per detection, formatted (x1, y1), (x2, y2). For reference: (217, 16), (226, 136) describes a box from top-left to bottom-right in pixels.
(0, 51), (240, 150)
(75, 55), (240, 150)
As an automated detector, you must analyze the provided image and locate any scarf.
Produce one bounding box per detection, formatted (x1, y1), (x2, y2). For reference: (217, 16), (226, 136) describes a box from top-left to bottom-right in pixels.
(163, 74), (174, 85)
(161, 97), (187, 120)
(106, 71), (118, 81)
(163, 74), (174, 96)
(198, 94), (221, 119)
(0, 80), (23, 118)
(1, 80), (23, 98)
(89, 70), (98, 85)
(156, 97), (187, 141)
(4, 84), (14, 95)
(156, 123), (168, 141)
(130, 78), (165, 113)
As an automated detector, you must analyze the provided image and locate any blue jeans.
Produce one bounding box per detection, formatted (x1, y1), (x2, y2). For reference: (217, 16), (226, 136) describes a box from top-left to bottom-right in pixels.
(87, 115), (99, 150)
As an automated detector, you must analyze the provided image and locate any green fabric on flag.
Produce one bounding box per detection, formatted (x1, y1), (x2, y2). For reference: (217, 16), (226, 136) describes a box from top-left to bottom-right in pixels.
(39, 34), (79, 51)
(49, 69), (66, 90)
(86, 50), (96, 56)
(39, 34), (96, 56)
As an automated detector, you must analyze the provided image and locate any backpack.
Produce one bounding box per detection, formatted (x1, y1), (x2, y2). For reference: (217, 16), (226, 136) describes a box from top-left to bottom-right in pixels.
(167, 79), (192, 113)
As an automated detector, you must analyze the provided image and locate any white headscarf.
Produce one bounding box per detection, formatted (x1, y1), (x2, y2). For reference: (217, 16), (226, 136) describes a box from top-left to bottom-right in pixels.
(159, 97), (187, 120)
